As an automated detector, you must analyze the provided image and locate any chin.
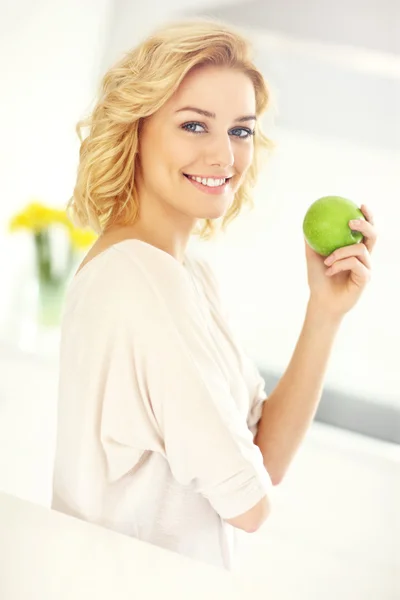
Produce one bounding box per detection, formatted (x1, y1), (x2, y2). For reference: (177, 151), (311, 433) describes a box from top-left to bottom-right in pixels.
(193, 207), (229, 221)
(194, 196), (234, 219)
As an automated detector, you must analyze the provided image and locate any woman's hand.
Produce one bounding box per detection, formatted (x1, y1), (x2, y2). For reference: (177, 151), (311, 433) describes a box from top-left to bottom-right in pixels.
(305, 204), (378, 318)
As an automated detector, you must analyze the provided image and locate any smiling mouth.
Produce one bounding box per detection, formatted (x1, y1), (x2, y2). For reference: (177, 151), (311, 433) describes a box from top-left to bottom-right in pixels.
(183, 174), (232, 188)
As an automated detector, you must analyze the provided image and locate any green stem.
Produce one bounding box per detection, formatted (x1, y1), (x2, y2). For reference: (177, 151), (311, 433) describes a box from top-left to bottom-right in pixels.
(65, 243), (76, 280)
(34, 230), (52, 284)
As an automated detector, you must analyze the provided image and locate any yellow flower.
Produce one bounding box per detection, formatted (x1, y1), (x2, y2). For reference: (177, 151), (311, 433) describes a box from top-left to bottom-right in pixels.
(68, 227), (97, 250)
(9, 201), (58, 233)
(49, 208), (73, 229)
(9, 213), (31, 231)
(9, 199), (97, 251)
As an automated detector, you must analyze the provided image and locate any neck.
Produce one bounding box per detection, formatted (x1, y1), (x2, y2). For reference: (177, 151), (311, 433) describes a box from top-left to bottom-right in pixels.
(114, 181), (199, 263)
(103, 214), (197, 266)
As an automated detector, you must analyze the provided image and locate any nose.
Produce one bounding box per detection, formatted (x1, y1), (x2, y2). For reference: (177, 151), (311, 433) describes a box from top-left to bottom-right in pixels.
(205, 133), (234, 169)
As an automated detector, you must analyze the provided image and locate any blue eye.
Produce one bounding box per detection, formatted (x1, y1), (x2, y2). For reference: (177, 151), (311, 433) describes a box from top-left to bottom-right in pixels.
(181, 122), (255, 138)
(229, 127), (255, 139)
(182, 122), (206, 134)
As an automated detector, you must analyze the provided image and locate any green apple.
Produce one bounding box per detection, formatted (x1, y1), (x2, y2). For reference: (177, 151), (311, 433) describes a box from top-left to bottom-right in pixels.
(303, 196), (365, 257)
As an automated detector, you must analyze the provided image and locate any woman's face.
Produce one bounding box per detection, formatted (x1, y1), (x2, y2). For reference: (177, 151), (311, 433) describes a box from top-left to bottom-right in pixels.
(136, 65), (257, 225)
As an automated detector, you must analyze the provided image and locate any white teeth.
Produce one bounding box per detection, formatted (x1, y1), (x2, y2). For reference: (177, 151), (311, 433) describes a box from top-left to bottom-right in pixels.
(188, 176), (226, 187)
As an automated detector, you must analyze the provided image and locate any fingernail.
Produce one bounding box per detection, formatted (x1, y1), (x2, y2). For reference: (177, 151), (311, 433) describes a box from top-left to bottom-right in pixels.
(324, 256), (333, 265)
(349, 220), (359, 226)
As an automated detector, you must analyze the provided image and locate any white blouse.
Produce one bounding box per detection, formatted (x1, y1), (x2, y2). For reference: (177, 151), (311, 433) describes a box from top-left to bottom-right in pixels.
(51, 239), (272, 570)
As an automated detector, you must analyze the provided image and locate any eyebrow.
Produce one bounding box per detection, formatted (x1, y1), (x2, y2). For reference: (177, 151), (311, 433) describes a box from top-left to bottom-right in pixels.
(175, 106), (257, 123)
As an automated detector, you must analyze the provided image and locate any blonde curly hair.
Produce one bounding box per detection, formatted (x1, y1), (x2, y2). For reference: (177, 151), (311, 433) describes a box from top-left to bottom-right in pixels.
(68, 18), (274, 240)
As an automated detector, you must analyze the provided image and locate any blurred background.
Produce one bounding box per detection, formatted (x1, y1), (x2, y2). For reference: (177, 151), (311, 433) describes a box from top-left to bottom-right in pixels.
(0, 1), (399, 598)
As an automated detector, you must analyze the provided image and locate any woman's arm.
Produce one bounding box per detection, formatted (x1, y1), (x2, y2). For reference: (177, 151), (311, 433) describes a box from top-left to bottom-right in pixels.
(255, 203), (377, 486)
(254, 301), (342, 485)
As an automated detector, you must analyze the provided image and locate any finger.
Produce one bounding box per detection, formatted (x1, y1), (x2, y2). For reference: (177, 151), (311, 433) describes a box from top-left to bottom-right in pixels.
(325, 256), (371, 285)
(324, 243), (371, 270)
(360, 204), (375, 225)
(348, 217), (377, 253)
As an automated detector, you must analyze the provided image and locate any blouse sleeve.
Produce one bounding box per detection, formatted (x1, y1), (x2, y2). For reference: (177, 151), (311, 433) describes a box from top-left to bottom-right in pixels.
(118, 254), (273, 521)
(245, 361), (268, 438)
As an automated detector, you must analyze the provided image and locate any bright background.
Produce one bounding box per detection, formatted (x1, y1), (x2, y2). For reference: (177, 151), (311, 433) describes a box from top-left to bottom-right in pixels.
(0, 2), (399, 598)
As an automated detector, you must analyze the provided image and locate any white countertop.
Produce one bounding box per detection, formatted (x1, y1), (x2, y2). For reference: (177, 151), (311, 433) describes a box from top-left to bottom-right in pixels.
(0, 492), (255, 600)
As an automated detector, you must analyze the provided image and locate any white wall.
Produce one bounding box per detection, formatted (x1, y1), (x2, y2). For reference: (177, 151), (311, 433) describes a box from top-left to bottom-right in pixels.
(0, 0), (113, 331)
(101, 0), (253, 69)
(0, 0), (113, 220)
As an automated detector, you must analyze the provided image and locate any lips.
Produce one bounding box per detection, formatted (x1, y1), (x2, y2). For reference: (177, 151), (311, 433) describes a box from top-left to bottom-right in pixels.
(183, 173), (232, 195)
(183, 174), (233, 180)
(183, 174), (233, 189)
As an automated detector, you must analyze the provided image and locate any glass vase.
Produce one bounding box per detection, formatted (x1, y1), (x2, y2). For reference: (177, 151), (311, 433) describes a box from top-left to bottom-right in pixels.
(37, 277), (67, 329)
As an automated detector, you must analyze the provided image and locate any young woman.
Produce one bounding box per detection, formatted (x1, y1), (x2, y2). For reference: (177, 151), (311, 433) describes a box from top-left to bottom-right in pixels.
(51, 19), (377, 571)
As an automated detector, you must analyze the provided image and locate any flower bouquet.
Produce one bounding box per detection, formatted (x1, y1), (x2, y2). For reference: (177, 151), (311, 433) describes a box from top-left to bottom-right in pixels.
(9, 201), (97, 328)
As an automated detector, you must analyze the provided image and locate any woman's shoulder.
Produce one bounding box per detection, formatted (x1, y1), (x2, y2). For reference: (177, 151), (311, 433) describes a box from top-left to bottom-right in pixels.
(70, 240), (187, 289)
(64, 239), (206, 318)
(60, 241), (227, 347)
